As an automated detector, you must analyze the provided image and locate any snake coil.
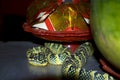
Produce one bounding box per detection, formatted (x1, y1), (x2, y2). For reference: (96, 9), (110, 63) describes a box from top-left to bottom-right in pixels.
(26, 42), (115, 80)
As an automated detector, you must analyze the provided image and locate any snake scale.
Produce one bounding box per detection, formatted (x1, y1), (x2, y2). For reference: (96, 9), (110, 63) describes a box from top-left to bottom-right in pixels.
(26, 42), (115, 80)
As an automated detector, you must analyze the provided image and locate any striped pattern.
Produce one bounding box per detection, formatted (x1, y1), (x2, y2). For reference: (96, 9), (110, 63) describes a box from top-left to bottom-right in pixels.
(32, 17), (55, 31)
(26, 42), (115, 80)
(62, 42), (94, 79)
(26, 46), (49, 66)
(78, 69), (115, 80)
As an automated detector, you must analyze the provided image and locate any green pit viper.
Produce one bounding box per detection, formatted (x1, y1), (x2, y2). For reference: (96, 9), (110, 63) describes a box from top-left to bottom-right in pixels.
(26, 42), (115, 80)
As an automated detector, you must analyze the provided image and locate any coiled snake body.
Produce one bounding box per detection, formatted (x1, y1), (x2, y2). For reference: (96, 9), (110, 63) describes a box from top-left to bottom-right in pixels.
(26, 42), (115, 80)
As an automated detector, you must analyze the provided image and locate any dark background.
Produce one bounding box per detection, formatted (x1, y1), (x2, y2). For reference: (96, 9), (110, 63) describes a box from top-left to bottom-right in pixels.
(0, 0), (35, 41)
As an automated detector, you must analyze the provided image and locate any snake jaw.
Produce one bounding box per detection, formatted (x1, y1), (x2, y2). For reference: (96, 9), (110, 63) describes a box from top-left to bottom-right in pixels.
(27, 53), (48, 66)
(26, 46), (49, 66)
(28, 60), (48, 66)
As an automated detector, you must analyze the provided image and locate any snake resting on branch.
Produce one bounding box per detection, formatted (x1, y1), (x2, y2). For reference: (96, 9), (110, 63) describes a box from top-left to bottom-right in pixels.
(26, 42), (115, 80)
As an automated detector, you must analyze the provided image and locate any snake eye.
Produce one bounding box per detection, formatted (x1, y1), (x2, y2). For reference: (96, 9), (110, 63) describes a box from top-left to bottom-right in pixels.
(38, 52), (46, 59)
(29, 53), (34, 59)
(33, 54), (38, 60)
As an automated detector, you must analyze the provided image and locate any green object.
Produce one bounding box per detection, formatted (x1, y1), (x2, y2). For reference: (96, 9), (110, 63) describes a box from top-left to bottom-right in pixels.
(91, 0), (120, 70)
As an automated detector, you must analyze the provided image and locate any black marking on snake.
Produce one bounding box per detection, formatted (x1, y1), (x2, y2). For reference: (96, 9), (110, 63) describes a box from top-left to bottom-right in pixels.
(26, 42), (115, 80)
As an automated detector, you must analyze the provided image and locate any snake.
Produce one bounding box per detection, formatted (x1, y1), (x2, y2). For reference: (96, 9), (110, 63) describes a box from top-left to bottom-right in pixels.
(26, 42), (116, 80)
(27, 42), (71, 66)
(26, 45), (51, 66)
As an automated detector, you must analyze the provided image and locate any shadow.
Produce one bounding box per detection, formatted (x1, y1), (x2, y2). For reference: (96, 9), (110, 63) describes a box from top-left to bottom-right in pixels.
(2, 15), (26, 41)
(1, 14), (48, 44)
(24, 76), (63, 80)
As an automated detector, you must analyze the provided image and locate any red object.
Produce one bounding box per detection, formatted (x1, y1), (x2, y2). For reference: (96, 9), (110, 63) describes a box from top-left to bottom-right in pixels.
(64, 42), (80, 53)
(57, 0), (63, 5)
(72, 0), (90, 4)
(23, 22), (92, 42)
(45, 18), (55, 31)
(64, 27), (84, 31)
(23, 0), (91, 41)
(73, 0), (80, 4)
(100, 59), (120, 79)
